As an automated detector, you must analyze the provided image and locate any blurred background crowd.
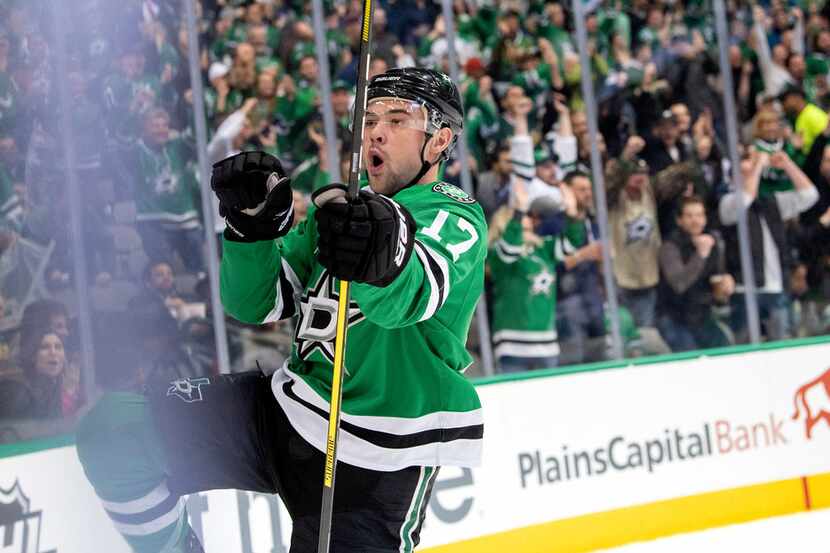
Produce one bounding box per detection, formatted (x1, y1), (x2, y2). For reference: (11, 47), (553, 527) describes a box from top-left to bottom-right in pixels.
(2, 0), (830, 439)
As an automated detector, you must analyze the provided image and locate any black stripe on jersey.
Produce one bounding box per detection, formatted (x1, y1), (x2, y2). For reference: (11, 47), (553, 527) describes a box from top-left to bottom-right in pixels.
(283, 381), (483, 448)
(414, 241), (448, 309)
(277, 268), (297, 319)
(495, 241), (521, 263)
(105, 492), (179, 525)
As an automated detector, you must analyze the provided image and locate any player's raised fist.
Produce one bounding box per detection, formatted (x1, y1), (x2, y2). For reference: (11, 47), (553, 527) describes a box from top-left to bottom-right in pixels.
(312, 185), (416, 287)
(211, 151), (294, 242)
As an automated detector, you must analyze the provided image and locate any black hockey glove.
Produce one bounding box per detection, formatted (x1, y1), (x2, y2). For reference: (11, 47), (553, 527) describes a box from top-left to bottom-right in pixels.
(210, 151), (293, 242)
(313, 185), (416, 287)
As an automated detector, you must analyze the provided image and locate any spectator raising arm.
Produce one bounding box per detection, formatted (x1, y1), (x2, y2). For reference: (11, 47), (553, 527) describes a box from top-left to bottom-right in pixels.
(719, 152), (767, 226)
(752, 5), (794, 97)
(768, 151), (820, 219)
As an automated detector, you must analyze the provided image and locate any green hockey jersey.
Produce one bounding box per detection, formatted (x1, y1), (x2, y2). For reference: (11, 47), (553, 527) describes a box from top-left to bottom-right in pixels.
(76, 393), (192, 553)
(488, 215), (560, 359)
(220, 181), (487, 471)
(753, 138), (795, 198)
(133, 139), (200, 230)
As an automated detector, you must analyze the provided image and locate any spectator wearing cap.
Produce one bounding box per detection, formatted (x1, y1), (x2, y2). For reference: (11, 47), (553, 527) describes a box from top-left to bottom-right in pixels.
(643, 110), (689, 174)
(553, 171), (607, 365)
(779, 84), (829, 155)
(719, 148), (818, 342)
(657, 195), (734, 352)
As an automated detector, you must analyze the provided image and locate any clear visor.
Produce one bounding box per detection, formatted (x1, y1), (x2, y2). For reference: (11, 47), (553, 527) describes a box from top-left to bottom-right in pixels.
(359, 98), (439, 134)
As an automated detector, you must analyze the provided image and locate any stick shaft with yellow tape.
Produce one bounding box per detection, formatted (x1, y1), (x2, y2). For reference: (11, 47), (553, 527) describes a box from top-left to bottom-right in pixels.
(317, 0), (374, 550)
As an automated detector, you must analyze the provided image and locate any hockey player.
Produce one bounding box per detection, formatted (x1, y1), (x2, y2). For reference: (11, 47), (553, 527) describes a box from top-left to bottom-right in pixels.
(78, 67), (485, 553)
(76, 317), (204, 553)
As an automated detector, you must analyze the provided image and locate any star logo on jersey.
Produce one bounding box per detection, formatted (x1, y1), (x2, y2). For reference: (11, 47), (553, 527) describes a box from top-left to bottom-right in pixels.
(625, 214), (654, 244)
(530, 268), (555, 296)
(154, 164), (179, 196)
(295, 271), (365, 366)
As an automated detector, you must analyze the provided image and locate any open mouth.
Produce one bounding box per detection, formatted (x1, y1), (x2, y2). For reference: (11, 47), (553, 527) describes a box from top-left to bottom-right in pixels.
(368, 149), (385, 175)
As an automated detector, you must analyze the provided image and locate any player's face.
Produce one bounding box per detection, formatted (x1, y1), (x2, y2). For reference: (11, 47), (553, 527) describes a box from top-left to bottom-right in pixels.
(363, 98), (433, 196)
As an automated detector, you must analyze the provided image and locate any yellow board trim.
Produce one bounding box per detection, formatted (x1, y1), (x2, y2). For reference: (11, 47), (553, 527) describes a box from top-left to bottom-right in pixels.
(422, 472), (828, 552)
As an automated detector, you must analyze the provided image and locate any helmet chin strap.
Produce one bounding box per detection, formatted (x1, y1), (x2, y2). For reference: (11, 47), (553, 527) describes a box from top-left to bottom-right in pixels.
(403, 133), (438, 190)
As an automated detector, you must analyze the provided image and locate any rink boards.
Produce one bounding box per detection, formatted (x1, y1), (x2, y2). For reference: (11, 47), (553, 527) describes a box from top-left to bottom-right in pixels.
(2, 338), (830, 552)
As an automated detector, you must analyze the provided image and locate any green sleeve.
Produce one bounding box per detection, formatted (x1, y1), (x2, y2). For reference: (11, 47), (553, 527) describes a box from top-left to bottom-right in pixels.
(220, 216), (315, 324)
(351, 200), (487, 329)
(488, 215), (524, 267)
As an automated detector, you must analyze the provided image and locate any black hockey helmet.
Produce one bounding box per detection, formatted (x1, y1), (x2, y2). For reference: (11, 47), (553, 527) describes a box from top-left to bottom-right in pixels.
(367, 67), (464, 155)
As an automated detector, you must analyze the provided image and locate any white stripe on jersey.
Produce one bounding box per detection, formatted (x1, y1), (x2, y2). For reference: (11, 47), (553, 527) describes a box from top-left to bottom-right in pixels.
(414, 241), (450, 322)
(272, 365), (483, 471)
(279, 362), (482, 434)
(494, 341), (561, 359)
(100, 481), (171, 515)
(112, 498), (185, 536)
(263, 258), (303, 323)
(493, 329), (558, 343)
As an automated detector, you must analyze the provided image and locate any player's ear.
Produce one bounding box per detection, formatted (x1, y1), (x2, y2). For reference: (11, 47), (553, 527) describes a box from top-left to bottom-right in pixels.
(429, 128), (453, 161)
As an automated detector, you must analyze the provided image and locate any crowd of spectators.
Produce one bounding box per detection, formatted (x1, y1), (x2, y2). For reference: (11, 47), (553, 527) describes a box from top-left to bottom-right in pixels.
(2, 0), (830, 427)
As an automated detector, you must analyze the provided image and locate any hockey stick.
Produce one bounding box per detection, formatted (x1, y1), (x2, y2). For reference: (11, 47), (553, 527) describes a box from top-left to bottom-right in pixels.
(317, 0), (374, 551)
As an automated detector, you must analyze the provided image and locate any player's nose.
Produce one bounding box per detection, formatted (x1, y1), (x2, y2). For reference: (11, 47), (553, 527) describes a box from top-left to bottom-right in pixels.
(367, 123), (387, 144)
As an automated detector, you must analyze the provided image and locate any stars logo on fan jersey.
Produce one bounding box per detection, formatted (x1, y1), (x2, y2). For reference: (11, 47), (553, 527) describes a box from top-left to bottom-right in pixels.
(530, 268), (555, 297)
(295, 271), (365, 366)
(625, 214), (655, 244)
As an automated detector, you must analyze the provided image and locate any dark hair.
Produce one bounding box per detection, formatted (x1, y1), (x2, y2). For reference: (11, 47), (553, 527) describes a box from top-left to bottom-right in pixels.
(18, 325), (64, 377)
(143, 258), (174, 282)
(676, 194), (705, 216)
(563, 170), (591, 186)
(20, 299), (68, 333)
(488, 142), (511, 169)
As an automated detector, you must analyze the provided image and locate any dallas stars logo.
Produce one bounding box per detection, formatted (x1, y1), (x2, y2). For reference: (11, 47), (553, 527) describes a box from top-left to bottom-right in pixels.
(295, 271), (365, 366)
(530, 268), (555, 296)
(625, 214), (654, 244)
